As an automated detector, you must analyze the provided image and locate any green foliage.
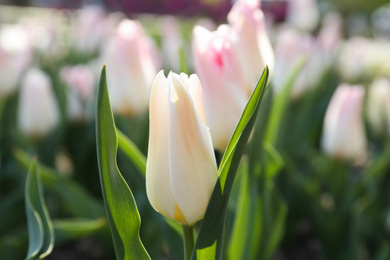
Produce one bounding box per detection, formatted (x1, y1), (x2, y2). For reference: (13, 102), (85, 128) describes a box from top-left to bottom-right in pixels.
(191, 66), (269, 260)
(96, 66), (150, 260)
(25, 159), (54, 259)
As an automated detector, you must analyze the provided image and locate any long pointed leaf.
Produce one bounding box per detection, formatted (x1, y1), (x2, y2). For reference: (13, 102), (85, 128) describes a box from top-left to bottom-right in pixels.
(96, 66), (150, 260)
(192, 66), (269, 260)
(25, 159), (54, 259)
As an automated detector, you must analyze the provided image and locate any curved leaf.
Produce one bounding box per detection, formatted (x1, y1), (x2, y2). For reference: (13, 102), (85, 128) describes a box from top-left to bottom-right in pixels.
(117, 129), (146, 177)
(96, 66), (150, 260)
(264, 57), (306, 145)
(14, 148), (104, 219)
(25, 159), (54, 259)
(192, 66), (269, 260)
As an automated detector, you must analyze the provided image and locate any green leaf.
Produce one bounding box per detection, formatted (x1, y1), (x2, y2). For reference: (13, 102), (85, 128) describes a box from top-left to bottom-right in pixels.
(254, 181), (287, 260)
(53, 217), (107, 245)
(96, 66), (150, 260)
(263, 142), (284, 179)
(264, 57), (306, 145)
(179, 47), (188, 74)
(117, 128), (146, 177)
(227, 161), (287, 260)
(14, 148), (104, 219)
(25, 159), (54, 259)
(192, 67), (269, 260)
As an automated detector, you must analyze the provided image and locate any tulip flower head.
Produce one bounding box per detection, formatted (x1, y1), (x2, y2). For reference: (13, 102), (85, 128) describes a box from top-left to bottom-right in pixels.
(192, 24), (248, 151)
(146, 71), (218, 225)
(321, 84), (367, 162)
(103, 19), (159, 116)
(18, 68), (59, 138)
(228, 0), (275, 88)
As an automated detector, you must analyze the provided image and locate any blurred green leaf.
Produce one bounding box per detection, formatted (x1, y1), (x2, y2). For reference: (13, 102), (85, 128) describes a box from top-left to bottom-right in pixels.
(53, 217), (107, 245)
(192, 66), (269, 260)
(254, 181), (287, 260)
(96, 66), (150, 260)
(179, 47), (188, 74)
(265, 57), (306, 146)
(263, 142), (284, 179)
(117, 129), (146, 177)
(25, 159), (54, 259)
(14, 148), (104, 219)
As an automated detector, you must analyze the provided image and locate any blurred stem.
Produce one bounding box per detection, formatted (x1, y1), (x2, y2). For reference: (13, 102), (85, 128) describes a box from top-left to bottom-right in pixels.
(0, 98), (5, 124)
(182, 224), (194, 260)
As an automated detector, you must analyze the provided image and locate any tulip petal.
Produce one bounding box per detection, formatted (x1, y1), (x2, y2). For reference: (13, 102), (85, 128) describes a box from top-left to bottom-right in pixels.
(146, 71), (177, 221)
(168, 74), (218, 225)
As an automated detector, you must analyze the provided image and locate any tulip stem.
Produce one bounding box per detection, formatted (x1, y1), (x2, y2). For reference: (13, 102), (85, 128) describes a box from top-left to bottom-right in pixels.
(182, 225), (194, 260)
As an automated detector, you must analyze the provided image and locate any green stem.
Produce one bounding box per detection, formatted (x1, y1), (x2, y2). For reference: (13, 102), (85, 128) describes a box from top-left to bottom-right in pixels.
(182, 225), (194, 260)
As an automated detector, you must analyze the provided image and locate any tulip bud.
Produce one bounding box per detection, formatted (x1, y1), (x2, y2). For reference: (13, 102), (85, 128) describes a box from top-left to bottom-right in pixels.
(228, 0), (275, 89)
(146, 71), (218, 225)
(321, 84), (366, 162)
(18, 68), (60, 138)
(192, 25), (248, 151)
(102, 19), (159, 116)
(366, 78), (390, 137)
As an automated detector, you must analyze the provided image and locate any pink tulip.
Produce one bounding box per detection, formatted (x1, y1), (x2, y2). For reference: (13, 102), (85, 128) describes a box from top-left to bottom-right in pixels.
(321, 85), (366, 162)
(192, 24), (248, 150)
(146, 71), (218, 225)
(228, 0), (274, 90)
(102, 19), (159, 116)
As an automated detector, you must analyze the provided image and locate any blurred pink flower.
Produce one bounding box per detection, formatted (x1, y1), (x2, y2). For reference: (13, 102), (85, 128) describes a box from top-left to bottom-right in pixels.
(60, 64), (96, 122)
(192, 24), (248, 150)
(102, 19), (160, 116)
(228, 0), (274, 89)
(273, 26), (323, 99)
(321, 85), (367, 162)
(71, 5), (117, 54)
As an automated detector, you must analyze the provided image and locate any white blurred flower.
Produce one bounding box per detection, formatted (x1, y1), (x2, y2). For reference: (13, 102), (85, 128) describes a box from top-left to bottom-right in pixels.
(160, 16), (183, 71)
(71, 5), (118, 54)
(321, 84), (367, 162)
(287, 0), (319, 32)
(366, 78), (390, 136)
(18, 68), (60, 138)
(337, 37), (390, 82)
(0, 24), (32, 98)
(273, 27), (323, 99)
